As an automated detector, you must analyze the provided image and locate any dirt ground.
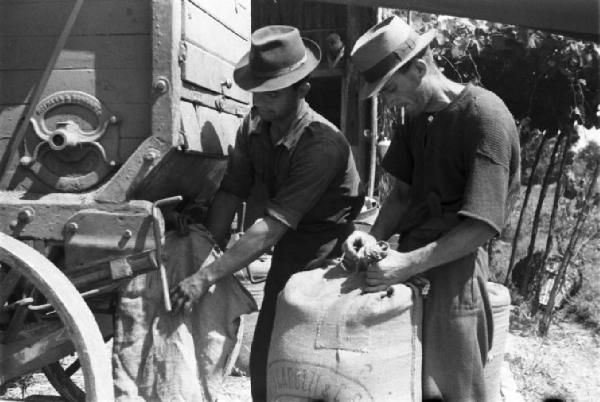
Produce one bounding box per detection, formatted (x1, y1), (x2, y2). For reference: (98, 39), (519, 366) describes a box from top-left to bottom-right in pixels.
(0, 371), (251, 402)
(2, 318), (598, 402)
(505, 321), (600, 402)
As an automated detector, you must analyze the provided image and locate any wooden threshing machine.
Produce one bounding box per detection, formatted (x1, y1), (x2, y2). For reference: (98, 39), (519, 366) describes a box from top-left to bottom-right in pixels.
(0, 1), (251, 400)
(5, 0), (593, 401)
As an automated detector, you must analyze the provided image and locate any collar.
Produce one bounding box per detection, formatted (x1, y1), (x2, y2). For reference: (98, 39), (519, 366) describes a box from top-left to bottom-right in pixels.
(275, 102), (311, 149)
(248, 103), (312, 150)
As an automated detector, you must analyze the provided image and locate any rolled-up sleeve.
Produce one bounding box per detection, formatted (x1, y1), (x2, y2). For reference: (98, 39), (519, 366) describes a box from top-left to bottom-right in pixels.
(220, 120), (255, 199)
(459, 104), (516, 234)
(266, 135), (345, 229)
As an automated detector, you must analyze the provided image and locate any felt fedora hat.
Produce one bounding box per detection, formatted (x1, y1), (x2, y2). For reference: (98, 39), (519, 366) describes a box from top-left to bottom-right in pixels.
(351, 16), (436, 99)
(234, 25), (321, 92)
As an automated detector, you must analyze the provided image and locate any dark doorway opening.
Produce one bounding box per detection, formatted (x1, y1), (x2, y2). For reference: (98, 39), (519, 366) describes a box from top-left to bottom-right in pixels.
(306, 75), (342, 128)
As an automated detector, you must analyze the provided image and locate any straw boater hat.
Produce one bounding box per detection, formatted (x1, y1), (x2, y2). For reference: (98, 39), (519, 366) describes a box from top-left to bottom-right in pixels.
(350, 16), (436, 99)
(234, 25), (321, 92)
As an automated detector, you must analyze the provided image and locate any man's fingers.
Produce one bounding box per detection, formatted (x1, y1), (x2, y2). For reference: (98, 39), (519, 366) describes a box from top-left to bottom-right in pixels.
(168, 278), (209, 315)
(171, 298), (182, 315)
(365, 274), (383, 286)
(342, 253), (359, 269)
(344, 231), (375, 254)
(365, 266), (382, 279)
(169, 287), (186, 315)
(363, 284), (389, 293)
(342, 247), (359, 260)
(342, 242), (360, 260)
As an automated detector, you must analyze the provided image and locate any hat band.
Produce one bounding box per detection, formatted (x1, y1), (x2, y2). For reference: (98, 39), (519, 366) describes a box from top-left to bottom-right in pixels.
(251, 52), (308, 79)
(363, 32), (419, 83)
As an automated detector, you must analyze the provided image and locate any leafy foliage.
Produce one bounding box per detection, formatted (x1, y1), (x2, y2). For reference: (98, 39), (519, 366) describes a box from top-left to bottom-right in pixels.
(401, 12), (600, 130)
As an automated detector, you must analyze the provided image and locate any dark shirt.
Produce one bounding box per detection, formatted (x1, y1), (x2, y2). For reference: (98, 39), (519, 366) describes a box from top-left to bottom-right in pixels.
(383, 84), (520, 401)
(226, 104), (364, 402)
(221, 102), (364, 271)
(383, 84), (520, 235)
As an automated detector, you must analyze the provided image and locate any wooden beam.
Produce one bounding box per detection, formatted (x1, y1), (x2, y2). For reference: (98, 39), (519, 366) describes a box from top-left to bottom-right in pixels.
(343, 5), (375, 181)
(0, 323), (74, 384)
(304, 0), (600, 41)
(151, 0), (182, 146)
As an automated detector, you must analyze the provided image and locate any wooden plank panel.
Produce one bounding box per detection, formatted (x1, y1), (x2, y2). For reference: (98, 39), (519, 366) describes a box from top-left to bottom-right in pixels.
(0, 0), (151, 37)
(108, 103), (150, 139)
(0, 104), (24, 138)
(0, 35), (150, 71)
(187, 0), (251, 40)
(182, 42), (250, 104)
(181, 87), (249, 117)
(183, 3), (249, 65)
(0, 105), (24, 162)
(117, 137), (145, 162)
(180, 101), (201, 150)
(180, 101), (241, 155)
(195, 103), (241, 155)
(0, 69), (151, 105)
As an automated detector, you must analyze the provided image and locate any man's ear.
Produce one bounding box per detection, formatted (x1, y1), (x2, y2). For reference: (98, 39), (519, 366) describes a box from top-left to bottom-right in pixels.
(296, 82), (311, 99)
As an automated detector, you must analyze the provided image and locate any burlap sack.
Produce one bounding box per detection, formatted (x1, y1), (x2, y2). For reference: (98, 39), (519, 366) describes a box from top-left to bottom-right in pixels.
(267, 262), (423, 402)
(112, 224), (257, 401)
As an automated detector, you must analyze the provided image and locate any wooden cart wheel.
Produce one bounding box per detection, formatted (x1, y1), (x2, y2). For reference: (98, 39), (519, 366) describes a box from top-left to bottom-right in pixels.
(0, 233), (114, 401)
(43, 316), (114, 402)
(43, 361), (86, 402)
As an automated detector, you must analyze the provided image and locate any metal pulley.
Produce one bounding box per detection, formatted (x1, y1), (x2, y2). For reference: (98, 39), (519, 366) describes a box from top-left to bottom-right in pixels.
(19, 91), (119, 192)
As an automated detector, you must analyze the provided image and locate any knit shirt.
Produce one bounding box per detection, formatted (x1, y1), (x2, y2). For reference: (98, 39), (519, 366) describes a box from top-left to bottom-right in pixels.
(382, 84), (520, 234)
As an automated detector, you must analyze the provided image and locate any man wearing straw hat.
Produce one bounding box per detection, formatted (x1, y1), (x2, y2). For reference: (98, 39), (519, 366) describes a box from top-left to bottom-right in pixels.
(345, 16), (520, 401)
(170, 25), (364, 400)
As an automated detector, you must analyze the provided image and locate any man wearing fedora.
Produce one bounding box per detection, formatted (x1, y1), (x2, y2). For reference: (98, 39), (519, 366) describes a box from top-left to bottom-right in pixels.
(345, 16), (520, 401)
(170, 25), (364, 400)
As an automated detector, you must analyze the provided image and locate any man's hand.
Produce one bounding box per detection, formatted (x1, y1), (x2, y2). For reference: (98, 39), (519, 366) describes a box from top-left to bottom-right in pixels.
(342, 230), (377, 270)
(363, 249), (415, 293)
(170, 269), (213, 315)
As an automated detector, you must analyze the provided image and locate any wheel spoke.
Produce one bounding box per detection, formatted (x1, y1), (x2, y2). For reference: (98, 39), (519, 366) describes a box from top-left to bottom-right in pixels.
(65, 359), (81, 377)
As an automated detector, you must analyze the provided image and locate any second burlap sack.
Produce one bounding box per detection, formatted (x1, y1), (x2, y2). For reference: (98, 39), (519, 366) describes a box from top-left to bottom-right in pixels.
(267, 261), (424, 402)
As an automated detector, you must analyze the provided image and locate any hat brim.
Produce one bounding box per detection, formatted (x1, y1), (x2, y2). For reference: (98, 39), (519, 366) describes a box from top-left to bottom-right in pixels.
(234, 38), (321, 92)
(359, 30), (436, 100)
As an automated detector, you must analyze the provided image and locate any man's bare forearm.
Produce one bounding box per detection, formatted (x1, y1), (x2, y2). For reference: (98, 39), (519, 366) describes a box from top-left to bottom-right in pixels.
(370, 180), (410, 241)
(400, 217), (496, 278)
(202, 216), (288, 284)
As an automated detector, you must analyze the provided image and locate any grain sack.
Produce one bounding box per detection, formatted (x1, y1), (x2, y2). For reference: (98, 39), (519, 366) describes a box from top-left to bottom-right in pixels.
(267, 261), (423, 402)
(484, 282), (511, 402)
(113, 224), (257, 402)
